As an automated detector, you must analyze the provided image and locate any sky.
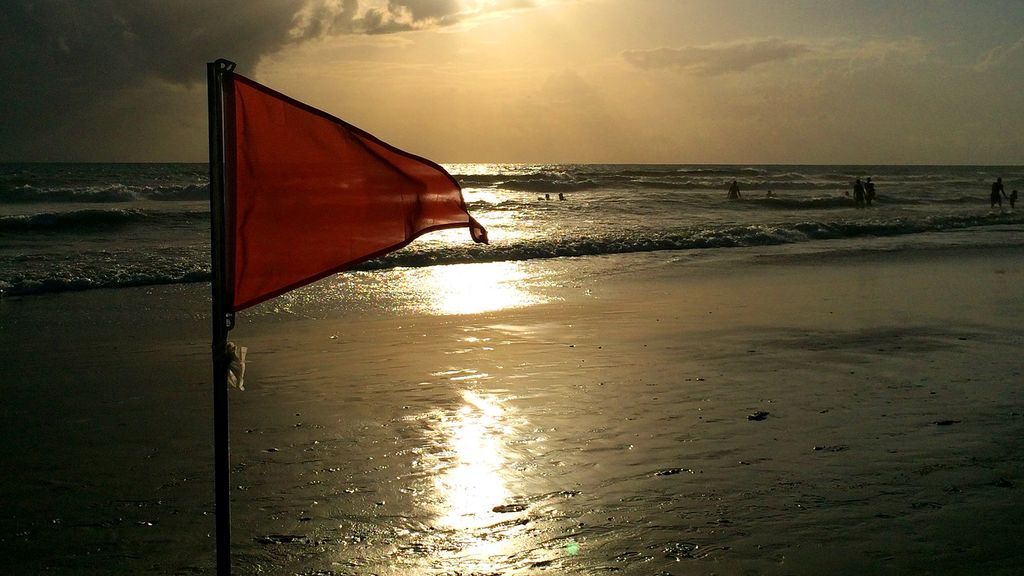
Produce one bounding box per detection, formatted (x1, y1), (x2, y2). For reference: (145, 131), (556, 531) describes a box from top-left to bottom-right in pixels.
(2, 0), (1023, 164)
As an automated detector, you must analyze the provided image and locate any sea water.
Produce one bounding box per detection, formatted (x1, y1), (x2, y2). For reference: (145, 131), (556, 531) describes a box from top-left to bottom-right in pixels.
(2, 163), (1023, 299)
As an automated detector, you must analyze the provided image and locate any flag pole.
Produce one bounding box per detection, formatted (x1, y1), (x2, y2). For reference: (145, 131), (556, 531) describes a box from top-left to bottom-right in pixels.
(207, 58), (235, 576)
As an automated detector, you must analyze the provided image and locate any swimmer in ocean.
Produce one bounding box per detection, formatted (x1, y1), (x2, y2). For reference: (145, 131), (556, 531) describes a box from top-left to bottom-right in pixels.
(727, 180), (741, 199)
(991, 177), (1007, 210)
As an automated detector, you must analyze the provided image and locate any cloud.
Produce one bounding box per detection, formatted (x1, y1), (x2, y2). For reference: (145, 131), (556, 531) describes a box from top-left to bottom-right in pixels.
(622, 36), (934, 78)
(291, 0), (539, 38)
(0, 0), (541, 160)
(975, 36), (1024, 72)
(823, 37), (932, 68)
(1, 0), (537, 87)
(1, 1), (305, 87)
(0, 0), (309, 159)
(622, 38), (812, 76)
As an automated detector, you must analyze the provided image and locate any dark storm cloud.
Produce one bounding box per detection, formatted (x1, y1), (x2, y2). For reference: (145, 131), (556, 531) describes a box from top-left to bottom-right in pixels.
(1, 1), (307, 92)
(0, 0), (527, 160)
(0, 0), (310, 160)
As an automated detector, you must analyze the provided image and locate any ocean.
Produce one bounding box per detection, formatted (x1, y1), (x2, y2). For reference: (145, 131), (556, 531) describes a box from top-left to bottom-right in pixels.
(2, 163), (1022, 300)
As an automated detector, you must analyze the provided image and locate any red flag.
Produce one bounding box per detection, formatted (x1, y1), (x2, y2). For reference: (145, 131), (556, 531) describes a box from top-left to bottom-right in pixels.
(225, 73), (487, 311)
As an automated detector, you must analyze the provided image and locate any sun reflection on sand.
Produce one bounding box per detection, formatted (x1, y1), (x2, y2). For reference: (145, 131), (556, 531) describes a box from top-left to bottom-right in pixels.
(435, 389), (511, 529)
(416, 388), (527, 569)
(407, 262), (546, 315)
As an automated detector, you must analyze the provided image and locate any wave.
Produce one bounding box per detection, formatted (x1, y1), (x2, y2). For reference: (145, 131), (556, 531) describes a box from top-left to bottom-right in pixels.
(368, 213), (1021, 268)
(0, 208), (208, 233)
(461, 173), (847, 193)
(608, 168), (684, 177)
(915, 195), (987, 205)
(4, 212), (1018, 297)
(496, 178), (601, 193)
(456, 174), (512, 186)
(673, 167), (768, 177)
(0, 185), (137, 203)
(0, 183), (209, 203)
(0, 270), (211, 297)
(5, 168), (1000, 205)
(743, 196), (859, 209)
(145, 184), (210, 201)
(465, 199), (525, 211)
(744, 194), (990, 209)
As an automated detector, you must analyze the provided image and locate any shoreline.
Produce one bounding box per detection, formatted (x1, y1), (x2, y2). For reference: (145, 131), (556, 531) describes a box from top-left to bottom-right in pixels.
(1, 243), (1022, 575)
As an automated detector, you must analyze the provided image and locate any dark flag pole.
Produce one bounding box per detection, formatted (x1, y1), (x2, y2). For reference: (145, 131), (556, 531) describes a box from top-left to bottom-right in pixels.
(207, 58), (236, 576)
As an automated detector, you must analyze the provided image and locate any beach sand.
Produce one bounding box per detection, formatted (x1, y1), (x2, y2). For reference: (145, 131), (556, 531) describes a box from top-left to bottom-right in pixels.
(2, 244), (1022, 575)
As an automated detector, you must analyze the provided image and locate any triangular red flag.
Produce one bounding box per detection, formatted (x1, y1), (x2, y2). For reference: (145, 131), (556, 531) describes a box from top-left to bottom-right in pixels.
(225, 73), (487, 311)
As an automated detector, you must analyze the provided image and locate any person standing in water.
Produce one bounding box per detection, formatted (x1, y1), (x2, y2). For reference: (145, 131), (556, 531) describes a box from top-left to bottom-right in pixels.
(864, 177), (876, 206)
(853, 177), (865, 207)
(991, 177), (1007, 210)
(727, 180), (741, 199)
(1010, 189), (1018, 210)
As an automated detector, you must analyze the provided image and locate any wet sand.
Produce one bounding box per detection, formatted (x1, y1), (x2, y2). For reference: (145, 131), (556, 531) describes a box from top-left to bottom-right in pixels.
(1, 245), (1022, 575)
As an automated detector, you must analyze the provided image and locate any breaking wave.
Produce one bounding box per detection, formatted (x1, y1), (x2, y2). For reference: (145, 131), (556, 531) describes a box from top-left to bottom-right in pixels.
(3, 212), (1018, 297)
(0, 208), (208, 233)
(0, 183), (209, 203)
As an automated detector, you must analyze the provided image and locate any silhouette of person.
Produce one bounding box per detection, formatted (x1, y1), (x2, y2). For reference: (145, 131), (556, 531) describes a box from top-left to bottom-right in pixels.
(558, 192), (565, 201)
(766, 190), (774, 198)
(545, 193), (551, 201)
(727, 180), (741, 199)
(991, 177), (1007, 209)
(853, 177), (865, 206)
(864, 177), (876, 206)
(1011, 189), (1018, 209)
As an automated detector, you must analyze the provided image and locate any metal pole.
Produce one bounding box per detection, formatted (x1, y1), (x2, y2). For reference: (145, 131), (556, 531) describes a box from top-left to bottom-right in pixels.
(207, 59), (233, 576)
